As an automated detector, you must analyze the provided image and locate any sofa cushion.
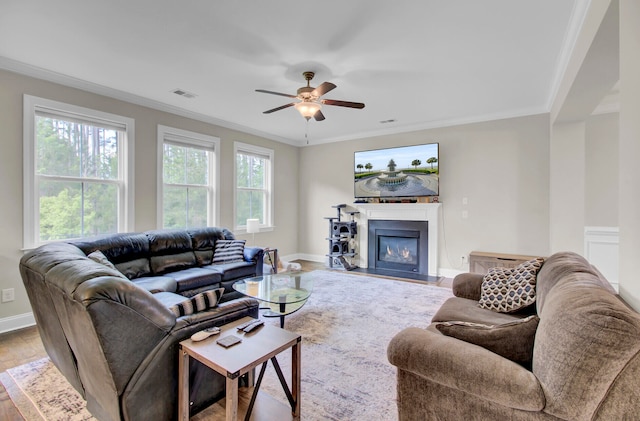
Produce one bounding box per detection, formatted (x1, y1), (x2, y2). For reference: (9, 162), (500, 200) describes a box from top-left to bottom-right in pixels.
(146, 230), (197, 274)
(205, 261), (256, 282)
(433, 296), (531, 326)
(168, 288), (225, 317)
(478, 258), (544, 313)
(115, 258), (152, 280)
(168, 267), (222, 293)
(212, 240), (246, 264)
(187, 227), (227, 266)
(132, 276), (177, 293)
(87, 250), (117, 270)
(72, 233), (152, 279)
(435, 315), (539, 366)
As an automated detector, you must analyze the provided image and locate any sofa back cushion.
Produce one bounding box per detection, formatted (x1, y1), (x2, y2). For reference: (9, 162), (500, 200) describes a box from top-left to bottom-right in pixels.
(535, 251), (601, 313)
(533, 277), (640, 420)
(146, 230), (197, 274)
(187, 227), (227, 266)
(71, 233), (151, 279)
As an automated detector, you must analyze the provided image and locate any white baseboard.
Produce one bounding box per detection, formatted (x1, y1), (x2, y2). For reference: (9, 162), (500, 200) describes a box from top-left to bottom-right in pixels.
(285, 253), (324, 263)
(290, 253), (462, 279)
(0, 312), (35, 334)
(438, 268), (465, 279)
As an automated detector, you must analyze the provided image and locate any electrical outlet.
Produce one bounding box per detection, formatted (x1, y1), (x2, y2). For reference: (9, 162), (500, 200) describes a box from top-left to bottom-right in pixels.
(2, 288), (15, 303)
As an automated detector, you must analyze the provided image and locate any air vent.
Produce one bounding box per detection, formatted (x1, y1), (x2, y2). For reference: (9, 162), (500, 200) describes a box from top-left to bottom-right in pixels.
(171, 89), (197, 99)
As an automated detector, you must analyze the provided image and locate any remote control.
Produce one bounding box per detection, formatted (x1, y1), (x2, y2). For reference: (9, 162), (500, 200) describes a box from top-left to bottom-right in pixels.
(243, 319), (264, 333)
(236, 319), (258, 330)
(190, 326), (220, 341)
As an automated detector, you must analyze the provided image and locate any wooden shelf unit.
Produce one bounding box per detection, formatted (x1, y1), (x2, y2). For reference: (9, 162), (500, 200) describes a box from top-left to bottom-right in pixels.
(468, 251), (541, 274)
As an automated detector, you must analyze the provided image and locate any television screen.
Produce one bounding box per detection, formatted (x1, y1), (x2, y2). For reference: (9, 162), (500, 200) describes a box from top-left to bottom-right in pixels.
(354, 143), (439, 198)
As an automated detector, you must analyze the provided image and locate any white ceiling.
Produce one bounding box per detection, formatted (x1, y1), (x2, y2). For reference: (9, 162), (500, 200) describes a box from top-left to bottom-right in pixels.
(0, 0), (588, 146)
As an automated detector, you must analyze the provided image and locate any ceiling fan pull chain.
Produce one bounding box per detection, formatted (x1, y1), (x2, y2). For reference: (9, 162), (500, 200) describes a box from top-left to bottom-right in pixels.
(305, 120), (310, 144)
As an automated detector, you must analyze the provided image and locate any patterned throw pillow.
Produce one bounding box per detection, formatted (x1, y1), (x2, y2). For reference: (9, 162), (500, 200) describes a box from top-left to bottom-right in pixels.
(212, 239), (246, 264)
(169, 288), (225, 317)
(478, 257), (545, 313)
(435, 315), (540, 366)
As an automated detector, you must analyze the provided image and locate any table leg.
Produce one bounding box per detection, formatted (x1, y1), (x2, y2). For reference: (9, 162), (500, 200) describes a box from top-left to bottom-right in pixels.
(178, 348), (190, 421)
(226, 375), (239, 421)
(292, 339), (301, 418)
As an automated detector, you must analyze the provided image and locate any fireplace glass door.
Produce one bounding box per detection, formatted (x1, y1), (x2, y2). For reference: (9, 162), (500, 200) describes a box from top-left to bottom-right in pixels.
(368, 220), (429, 276)
(375, 229), (420, 272)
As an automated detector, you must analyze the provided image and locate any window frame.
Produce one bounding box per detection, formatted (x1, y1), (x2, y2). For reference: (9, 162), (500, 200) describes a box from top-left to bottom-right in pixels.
(157, 125), (220, 229)
(23, 95), (135, 249)
(234, 141), (274, 232)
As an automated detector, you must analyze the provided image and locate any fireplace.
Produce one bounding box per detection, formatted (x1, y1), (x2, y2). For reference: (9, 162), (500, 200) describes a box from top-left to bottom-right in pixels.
(355, 203), (441, 278)
(368, 220), (428, 276)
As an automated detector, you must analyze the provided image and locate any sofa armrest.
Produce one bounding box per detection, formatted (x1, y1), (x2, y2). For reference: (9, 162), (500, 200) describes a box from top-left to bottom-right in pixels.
(452, 272), (485, 300)
(173, 297), (260, 328)
(244, 246), (264, 263)
(387, 327), (545, 411)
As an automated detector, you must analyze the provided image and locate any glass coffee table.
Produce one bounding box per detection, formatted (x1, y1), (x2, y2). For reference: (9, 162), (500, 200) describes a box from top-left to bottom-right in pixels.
(233, 272), (313, 328)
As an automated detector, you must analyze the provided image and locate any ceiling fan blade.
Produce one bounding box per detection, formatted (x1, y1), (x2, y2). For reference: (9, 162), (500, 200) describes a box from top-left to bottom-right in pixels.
(313, 110), (326, 121)
(322, 99), (365, 109)
(255, 89), (297, 99)
(312, 82), (337, 97)
(263, 103), (295, 114)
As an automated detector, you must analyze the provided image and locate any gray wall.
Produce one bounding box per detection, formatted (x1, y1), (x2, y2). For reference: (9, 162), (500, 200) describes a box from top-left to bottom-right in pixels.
(298, 114), (551, 271)
(0, 69), (299, 323)
(585, 112), (619, 226)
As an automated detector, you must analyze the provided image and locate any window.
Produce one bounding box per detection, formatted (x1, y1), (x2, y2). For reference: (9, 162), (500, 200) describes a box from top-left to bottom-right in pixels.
(158, 125), (220, 229)
(235, 142), (273, 230)
(23, 95), (134, 249)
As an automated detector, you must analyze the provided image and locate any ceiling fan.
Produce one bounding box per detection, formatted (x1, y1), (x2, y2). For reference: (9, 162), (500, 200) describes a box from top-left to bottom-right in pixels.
(256, 71), (365, 121)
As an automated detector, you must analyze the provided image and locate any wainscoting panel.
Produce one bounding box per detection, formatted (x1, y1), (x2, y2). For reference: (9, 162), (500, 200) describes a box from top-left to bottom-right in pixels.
(584, 226), (619, 292)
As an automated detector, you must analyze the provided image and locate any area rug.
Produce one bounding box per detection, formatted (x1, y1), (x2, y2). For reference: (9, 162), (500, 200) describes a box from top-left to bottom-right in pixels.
(1, 270), (452, 421)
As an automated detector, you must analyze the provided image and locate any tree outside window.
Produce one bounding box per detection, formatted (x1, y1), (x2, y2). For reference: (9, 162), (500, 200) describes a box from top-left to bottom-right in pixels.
(162, 143), (210, 228)
(235, 143), (273, 230)
(25, 97), (134, 246)
(158, 125), (219, 230)
(36, 117), (121, 240)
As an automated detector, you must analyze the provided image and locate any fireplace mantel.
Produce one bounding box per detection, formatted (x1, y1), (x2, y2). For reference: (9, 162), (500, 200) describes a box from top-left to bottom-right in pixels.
(355, 203), (441, 276)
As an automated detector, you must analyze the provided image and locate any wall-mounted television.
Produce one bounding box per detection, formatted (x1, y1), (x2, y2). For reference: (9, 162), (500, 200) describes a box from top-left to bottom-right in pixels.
(354, 143), (439, 198)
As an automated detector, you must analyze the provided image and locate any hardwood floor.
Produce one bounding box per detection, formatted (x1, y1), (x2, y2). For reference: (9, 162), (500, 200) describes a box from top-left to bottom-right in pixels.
(0, 325), (47, 421)
(0, 259), (451, 419)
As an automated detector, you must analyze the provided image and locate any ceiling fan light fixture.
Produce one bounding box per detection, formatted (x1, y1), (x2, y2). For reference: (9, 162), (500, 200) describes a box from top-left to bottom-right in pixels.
(295, 101), (322, 120)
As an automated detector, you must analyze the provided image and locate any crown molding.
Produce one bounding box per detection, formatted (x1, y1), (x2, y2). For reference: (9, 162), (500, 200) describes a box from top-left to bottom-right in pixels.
(0, 56), (299, 146)
(0, 56), (553, 148)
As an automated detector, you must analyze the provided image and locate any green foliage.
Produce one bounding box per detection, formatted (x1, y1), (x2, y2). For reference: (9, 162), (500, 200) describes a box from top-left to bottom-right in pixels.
(36, 117), (120, 241)
(162, 144), (210, 229)
(236, 153), (266, 226)
(411, 159), (421, 169)
(427, 156), (438, 170)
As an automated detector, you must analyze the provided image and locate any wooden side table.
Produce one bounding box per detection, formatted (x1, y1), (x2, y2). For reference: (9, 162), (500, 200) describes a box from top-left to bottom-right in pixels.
(468, 251), (542, 274)
(178, 317), (301, 421)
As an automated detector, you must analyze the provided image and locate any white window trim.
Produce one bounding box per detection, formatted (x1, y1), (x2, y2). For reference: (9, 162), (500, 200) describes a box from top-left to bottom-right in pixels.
(157, 125), (220, 229)
(23, 95), (135, 249)
(234, 141), (274, 232)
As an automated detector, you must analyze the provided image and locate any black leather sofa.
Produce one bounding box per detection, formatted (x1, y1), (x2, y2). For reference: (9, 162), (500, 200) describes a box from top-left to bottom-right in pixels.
(19, 227), (263, 421)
